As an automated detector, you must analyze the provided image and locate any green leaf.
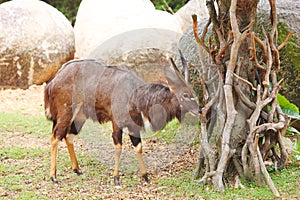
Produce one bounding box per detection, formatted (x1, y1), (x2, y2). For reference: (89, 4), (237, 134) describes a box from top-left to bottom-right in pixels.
(277, 94), (299, 119)
(281, 109), (300, 119)
(287, 126), (300, 135)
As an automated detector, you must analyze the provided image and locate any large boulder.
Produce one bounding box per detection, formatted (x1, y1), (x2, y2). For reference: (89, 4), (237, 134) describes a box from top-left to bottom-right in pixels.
(0, 0), (75, 88)
(74, 0), (182, 82)
(174, 0), (209, 32)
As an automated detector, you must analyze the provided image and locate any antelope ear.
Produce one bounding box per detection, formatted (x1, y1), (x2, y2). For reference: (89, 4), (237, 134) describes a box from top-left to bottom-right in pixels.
(163, 66), (185, 91)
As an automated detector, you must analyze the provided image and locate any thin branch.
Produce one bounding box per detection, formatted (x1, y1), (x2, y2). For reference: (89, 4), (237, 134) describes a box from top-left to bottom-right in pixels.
(254, 134), (259, 154)
(257, 146), (280, 197)
(278, 31), (293, 50)
(163, 0), (174, 14)
(192, 15), (210, 54)
(205, 73), (219, 85)
(234, 175), (245, 189)
(201, 18), (211, 49)
(267, 0), (280, 72)
(198, 171), (217, 185)
(250, 122), (285, 136)
(234, 85), (269, 120)
(261, 26), (272, 100)
(233, 72), (257, 91)
(250, 32), (266, 71)
(276, 105), (290, 169)
(201, 77), (221, 118)
(254, 33), (268, 64)
(206, 0), (226, 47)
(234, 85), (255, 108)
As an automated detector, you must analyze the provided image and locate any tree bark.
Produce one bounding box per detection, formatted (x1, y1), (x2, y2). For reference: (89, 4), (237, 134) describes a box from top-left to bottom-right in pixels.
(193, 0), (291, 197)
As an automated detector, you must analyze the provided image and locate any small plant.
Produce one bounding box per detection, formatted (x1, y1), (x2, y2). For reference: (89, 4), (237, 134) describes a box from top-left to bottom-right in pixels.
(277, 93), (300, 121)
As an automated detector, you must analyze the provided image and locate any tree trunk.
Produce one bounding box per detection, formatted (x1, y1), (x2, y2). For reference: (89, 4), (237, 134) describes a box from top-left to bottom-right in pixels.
(193, 0), (291, 197)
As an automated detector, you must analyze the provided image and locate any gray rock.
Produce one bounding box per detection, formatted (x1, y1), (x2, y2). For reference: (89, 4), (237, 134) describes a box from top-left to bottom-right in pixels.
(88, 28), (181, 82)
(74, 0), (182, 82)
(258, 0), (300, 39)
(74, 0), (182, 59)
(0, 0), (75, 88)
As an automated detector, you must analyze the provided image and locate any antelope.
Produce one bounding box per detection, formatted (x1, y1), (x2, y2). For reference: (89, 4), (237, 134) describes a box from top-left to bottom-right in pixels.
(44, 58), (200, 186)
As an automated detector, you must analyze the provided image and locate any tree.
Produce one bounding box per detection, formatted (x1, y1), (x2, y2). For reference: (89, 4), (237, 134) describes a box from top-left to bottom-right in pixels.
(192, 0), (292, 197)
(41, 0), (82, 25)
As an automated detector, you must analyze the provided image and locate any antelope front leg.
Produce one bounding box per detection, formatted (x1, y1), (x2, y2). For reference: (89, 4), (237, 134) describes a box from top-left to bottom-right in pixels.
(112, 128), (123, 187)
(65, 134), (82, 175)
(50, 134), (59, 184)
(130, 135), (149, 182)
(113, 143), (122, 187)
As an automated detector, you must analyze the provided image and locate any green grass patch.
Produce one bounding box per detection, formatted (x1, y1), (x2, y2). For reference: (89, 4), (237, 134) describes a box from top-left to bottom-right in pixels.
(0, 111), (299, 199)
(0, 146), (48, 160)
(156, 164), (300, 199)
(0, 112), (51, 138)
(155, 116), (200, 145)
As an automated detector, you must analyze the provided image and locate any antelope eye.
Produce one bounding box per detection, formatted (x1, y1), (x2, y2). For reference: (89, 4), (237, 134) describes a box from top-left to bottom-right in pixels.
(183, 93), (189, 98)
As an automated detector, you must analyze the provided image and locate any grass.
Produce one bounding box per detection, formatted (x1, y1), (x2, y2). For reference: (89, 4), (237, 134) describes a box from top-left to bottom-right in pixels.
(0, 111), (299, 199)
(155, 165), (300, 199)
(0, 112), (51, 138)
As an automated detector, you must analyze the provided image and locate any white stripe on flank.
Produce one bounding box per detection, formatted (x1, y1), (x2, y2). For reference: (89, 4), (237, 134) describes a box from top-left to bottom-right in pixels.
(141, 112), (153, 135)
(71, 102), (83, 123)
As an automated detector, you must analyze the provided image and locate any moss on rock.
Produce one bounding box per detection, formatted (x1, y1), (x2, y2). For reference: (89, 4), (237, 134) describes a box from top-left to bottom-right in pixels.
(277, 22), (300, 107)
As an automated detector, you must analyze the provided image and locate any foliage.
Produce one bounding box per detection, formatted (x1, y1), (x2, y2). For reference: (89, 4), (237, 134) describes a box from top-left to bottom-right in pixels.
(277, 93), (300, 119)
(277, 93), (300, 136)
(41, 0), (82, 25)
(151, 0), (189, 13)
(294, 141), (300, 161)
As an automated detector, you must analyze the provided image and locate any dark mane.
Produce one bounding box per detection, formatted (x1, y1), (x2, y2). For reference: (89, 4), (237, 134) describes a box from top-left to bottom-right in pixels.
(129, 83), (181, 132)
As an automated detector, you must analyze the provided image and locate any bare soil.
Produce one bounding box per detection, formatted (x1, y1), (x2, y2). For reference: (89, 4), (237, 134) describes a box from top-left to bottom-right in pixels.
(0, 84), (45, 116)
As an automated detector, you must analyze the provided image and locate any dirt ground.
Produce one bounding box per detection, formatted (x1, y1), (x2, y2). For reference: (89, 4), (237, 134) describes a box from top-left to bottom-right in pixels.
(0, 84), (45, 116)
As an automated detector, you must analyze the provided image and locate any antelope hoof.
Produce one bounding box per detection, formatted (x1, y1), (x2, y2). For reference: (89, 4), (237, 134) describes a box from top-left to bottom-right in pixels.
(114, 175), (121, 188)
(50, 177), (58, 185)
(73, 169), (83, 176)
(142, 173), (150, 183)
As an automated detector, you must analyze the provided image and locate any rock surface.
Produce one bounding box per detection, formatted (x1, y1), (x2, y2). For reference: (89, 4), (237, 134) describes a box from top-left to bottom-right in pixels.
(0, 0), (75, 88)
(174, 0), (209, 32)
(258, 0), (300, 39)
(74, 0), (182, 82)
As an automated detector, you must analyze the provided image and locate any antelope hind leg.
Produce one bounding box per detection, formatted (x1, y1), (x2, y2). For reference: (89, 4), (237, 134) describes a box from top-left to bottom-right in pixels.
(65, 133), (82, 175)
(50, 134), (59, 184)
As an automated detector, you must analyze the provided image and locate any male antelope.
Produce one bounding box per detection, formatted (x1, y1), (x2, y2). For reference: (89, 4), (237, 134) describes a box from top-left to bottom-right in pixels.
(44, 59), (200, 186)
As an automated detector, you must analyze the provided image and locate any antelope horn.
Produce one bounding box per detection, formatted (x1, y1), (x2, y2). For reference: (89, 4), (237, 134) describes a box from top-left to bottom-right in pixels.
(179, 49), (189, 84)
